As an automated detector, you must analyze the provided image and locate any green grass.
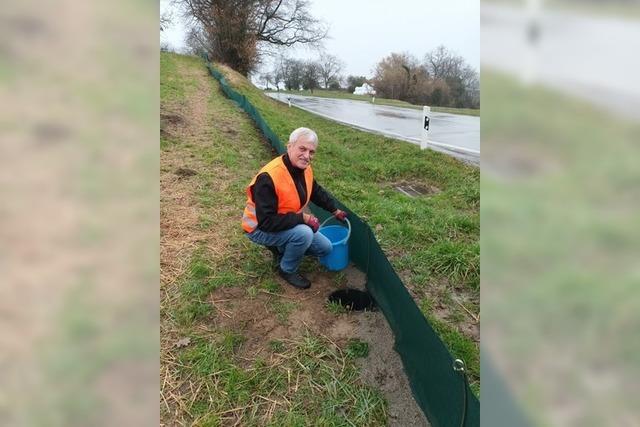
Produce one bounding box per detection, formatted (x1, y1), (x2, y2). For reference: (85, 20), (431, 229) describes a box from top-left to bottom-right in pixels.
(266, 88), (480, 116)
(218, 60), (480, 391)
(346, 339), (370, 359)
(160, 53), (201, 102)
(198, 214), (213, 230)
(333, 271), (348, 287)
(415, 241), (480, 291)
(326, 300), (348, 315)
(433, 317), (479, 395)
(259, 278), (283, 294)
(268, 299), (298, 323)
(269, 339), (286, 353)
(171, 248), (252, 327)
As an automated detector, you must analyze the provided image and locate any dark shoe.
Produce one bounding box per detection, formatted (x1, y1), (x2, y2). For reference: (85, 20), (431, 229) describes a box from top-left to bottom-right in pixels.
(266, 246), (282, 270)
(278, 268), (311, 289)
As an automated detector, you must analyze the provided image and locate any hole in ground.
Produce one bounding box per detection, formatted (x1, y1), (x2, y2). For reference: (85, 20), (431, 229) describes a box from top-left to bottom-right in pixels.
(328, 289), (375, 311)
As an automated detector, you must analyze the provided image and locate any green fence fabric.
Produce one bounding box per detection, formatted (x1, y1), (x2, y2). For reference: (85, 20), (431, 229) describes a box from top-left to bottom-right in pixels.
(208, 66), (286, 155)
(206, 63), (479, 427)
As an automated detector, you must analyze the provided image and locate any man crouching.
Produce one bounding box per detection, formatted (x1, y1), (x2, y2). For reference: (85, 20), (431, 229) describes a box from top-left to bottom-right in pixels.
(241, 127), (347, 289)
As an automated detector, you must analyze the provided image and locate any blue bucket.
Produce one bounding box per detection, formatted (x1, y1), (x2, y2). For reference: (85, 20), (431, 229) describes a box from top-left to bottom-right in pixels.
(318, 217), (351, 271)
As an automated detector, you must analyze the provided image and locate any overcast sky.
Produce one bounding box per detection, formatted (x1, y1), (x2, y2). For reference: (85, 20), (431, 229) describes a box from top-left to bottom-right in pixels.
(160, 0), (479, 77)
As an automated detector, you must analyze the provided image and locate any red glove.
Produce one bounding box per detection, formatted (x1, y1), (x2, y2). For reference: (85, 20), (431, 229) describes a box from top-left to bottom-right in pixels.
(334, 209), (347, 222)
(307, 216), (320, 233)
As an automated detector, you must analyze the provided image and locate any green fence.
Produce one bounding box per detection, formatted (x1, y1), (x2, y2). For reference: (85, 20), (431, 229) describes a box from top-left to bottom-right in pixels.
(207, 63), (480, 427)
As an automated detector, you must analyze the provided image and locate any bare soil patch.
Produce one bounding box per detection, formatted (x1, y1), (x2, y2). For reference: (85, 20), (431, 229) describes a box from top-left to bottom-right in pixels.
(356, 312), (429, 426)
(160, 68), (215, 289)
(210, 270), (357, 360)
(174, 167), (197, 178)
(400, 272), (479, 345)
(160, 112), (186, 139)
(161, 112), (185, 126)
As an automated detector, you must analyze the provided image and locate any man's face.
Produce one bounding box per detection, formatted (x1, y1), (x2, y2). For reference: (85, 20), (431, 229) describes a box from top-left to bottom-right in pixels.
(287, 137), (316, 169)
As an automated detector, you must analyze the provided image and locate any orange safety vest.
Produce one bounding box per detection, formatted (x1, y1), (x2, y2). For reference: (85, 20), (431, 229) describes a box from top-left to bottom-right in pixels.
(242, 156), (314, 233)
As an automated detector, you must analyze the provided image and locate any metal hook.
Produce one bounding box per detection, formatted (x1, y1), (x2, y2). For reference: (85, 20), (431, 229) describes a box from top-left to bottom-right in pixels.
(453, 359), (466, 373)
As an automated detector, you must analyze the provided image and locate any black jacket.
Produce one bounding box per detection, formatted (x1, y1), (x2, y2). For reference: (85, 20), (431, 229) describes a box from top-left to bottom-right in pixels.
(250, 154), (336, 232)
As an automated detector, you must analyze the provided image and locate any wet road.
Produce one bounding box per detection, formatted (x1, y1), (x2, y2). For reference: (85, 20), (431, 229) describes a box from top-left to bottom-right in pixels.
(267, 92), (480, 165)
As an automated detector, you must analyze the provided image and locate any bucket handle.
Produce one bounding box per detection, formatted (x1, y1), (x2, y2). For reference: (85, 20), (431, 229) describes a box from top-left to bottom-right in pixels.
(320, 216), (351, 245)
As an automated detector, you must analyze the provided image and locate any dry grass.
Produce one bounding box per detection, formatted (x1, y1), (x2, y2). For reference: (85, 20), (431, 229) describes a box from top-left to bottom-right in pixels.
(162, 329), (385, 426)
(160, 56), (229, 424)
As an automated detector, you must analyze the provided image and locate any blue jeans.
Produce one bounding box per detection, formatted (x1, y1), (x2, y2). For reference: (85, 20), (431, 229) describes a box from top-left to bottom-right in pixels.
(247, 224), (332, 273)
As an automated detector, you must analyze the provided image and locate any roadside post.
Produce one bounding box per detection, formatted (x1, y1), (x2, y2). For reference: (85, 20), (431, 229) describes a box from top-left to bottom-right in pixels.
(287, 96), (291, 107)
(421, 106), (431, 150)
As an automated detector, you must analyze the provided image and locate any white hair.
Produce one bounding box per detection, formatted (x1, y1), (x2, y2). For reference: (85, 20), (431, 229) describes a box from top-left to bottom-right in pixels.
(288, 127), (318, 145)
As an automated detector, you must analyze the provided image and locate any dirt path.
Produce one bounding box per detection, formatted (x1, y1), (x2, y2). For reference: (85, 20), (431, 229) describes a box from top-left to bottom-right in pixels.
(160, 59), (215, 291)
(161, 56), (229, 424)
(347, 269), (430, 427)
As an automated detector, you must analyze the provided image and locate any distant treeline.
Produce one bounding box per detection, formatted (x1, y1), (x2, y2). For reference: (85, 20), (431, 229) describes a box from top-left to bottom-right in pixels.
(259, 47), (479, 109)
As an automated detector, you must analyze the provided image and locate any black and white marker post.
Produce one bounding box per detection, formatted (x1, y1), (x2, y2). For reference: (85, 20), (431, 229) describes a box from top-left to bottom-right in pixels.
(421, 106), (431, 150)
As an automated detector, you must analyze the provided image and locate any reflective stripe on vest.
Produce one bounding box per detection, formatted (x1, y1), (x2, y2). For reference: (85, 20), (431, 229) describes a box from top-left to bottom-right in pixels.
(241, 156), (313, 233)
(242, 204), (258, 231)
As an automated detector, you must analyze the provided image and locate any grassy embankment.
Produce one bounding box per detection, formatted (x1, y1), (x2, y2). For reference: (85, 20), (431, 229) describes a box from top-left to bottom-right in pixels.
(265, 88), (480, 116)
(219, 61), (480, 390)
(161, 49), (480, 426)
(161, 52), (387, 426)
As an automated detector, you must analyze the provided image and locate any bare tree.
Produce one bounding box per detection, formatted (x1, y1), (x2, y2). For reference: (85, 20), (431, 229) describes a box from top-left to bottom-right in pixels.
(283, 58), (305, 90)
(160, 10), (174, 32)
(424, 45), (465, 81)
(178, 0), (328, 75)
(259, 72), (274, 89)
(302, 60), (321, 93)
(460, 64), (480, 108)
(271, 68), (282, 91)
(317, 53), (344, 89)
(271, 53), (290, 91)
(423, 45), (478, 107)
(185, 26), (208, 56)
